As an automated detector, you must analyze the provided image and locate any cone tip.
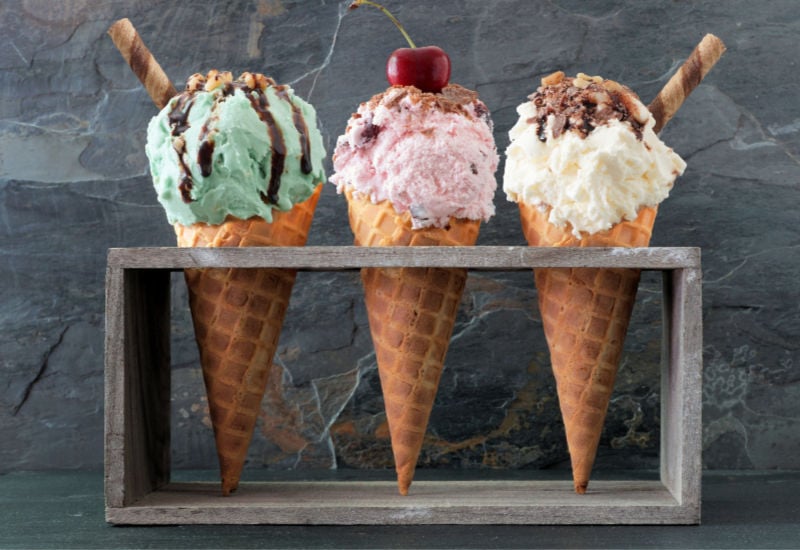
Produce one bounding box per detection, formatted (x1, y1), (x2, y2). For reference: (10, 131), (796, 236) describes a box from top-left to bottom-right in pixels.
(574, 481), (588, 494)
(398, 479), (411, 496)
(222, 479), (239, 496)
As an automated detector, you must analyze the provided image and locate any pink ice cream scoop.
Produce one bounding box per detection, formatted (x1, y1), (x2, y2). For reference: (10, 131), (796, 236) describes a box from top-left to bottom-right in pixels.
(331, 84), (498, 229)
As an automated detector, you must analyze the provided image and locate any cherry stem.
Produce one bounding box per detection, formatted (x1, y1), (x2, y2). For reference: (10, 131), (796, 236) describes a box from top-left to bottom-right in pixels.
(350, 0), (417, 48)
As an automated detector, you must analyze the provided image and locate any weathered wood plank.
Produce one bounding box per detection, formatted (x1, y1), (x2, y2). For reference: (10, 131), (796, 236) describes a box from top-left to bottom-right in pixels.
(676, 268), (704, 510)
(107, 479), (698, 525)
(103, 266), (126, 508)
(660, 266), (703, 520)
(681, 267), (704, 517)
(107, 246), (701, 270)
(111, 269), (172, 508)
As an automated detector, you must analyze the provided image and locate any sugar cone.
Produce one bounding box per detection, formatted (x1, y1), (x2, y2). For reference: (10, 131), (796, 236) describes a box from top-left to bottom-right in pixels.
(345, 189), (480, 495)
(174, 185), (321, 495)
(518, 201), (656, 493)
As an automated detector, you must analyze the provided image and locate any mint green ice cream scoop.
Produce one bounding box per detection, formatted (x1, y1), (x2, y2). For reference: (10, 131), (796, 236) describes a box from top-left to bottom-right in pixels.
(145, 71), (326, 226)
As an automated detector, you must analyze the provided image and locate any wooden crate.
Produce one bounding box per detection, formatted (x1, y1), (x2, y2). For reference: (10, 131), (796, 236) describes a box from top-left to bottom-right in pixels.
(104, 246), (702, 525)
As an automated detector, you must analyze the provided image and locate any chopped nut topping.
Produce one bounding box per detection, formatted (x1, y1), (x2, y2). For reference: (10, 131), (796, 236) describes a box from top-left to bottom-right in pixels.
(184, 70), (274, 95)
(172, 135), (186, 153)
(186, 73), (206, 92)
(241, 71), (258, 90)
(541, 71), (565, 86)
(256, 73), (271, 90)
(204, 70), (233, 92)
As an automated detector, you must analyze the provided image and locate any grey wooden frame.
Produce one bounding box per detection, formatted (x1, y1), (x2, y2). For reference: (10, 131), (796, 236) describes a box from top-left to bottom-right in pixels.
(104, 246), (702, 525)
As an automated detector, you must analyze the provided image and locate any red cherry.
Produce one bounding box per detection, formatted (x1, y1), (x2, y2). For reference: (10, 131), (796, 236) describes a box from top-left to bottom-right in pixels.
(386, 46), (451, 93)
(349, 1), (452, 93)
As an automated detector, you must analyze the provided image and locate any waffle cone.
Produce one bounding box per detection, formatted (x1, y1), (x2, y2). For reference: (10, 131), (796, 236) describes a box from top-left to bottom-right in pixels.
(518, 201), (656, 493)
(174, 185), (321, 495)
(345, 189), (480, 495)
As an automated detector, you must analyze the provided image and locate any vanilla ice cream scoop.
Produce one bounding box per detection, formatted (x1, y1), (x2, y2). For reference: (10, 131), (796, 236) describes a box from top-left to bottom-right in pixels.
(503, 72), (686, 237)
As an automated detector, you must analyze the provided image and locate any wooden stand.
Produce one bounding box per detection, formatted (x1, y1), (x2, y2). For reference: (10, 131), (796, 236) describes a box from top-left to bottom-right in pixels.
(104, 246), (702, 525)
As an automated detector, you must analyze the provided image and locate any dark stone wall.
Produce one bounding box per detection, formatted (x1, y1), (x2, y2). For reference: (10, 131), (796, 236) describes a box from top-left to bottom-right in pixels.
(1, 0), (798, 473)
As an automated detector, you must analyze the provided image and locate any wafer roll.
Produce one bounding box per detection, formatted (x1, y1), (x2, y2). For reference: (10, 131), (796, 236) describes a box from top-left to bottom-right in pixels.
(107, 18), (177, 109)
(649, 33), (726, 133)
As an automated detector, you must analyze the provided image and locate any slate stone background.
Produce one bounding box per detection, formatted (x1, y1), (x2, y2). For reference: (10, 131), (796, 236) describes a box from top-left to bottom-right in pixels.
(1, 0), (798, 475)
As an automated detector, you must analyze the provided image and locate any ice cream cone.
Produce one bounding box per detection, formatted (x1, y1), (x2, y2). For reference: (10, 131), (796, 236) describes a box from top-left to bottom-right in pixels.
(174, 185), (321, 495)
(502, 36), (724, 495)
(518, 201), (656, 493)
(346, 189), (480, 495)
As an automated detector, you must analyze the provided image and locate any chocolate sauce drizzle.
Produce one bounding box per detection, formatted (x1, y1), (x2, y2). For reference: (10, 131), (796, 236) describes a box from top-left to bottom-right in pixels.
(197, 120), (216, 178)
(168, 94), (196, 203)
(196, 83), (237, 180)
(246, 88), (286, 205)
(275, 86), (313, 175)
(168, 94), (194, 136)
(166, 76), (315, 207)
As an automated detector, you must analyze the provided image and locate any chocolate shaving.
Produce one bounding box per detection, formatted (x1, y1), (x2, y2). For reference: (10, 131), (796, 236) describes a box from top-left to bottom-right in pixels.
(530, 76), (645, 141)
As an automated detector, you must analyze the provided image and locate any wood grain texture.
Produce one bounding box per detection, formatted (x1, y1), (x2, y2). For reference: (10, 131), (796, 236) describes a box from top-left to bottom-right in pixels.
(660, 267), (703, 519)
(104, 246), (703, 525)
(104, 267), (171, 511)
(107, 246), (700, 270)
(103, 266), (126, 508)
(106, 479), (697, 525)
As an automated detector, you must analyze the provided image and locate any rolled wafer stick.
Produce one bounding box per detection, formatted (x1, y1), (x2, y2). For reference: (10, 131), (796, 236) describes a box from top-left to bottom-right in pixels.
(108, 18), (177, 109)
(648, 33), (726, 133)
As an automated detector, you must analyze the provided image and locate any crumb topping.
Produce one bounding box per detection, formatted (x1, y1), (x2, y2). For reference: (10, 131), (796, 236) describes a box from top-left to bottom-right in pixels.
(365, 84), (484, 119)
(529, 71), (651, 141)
